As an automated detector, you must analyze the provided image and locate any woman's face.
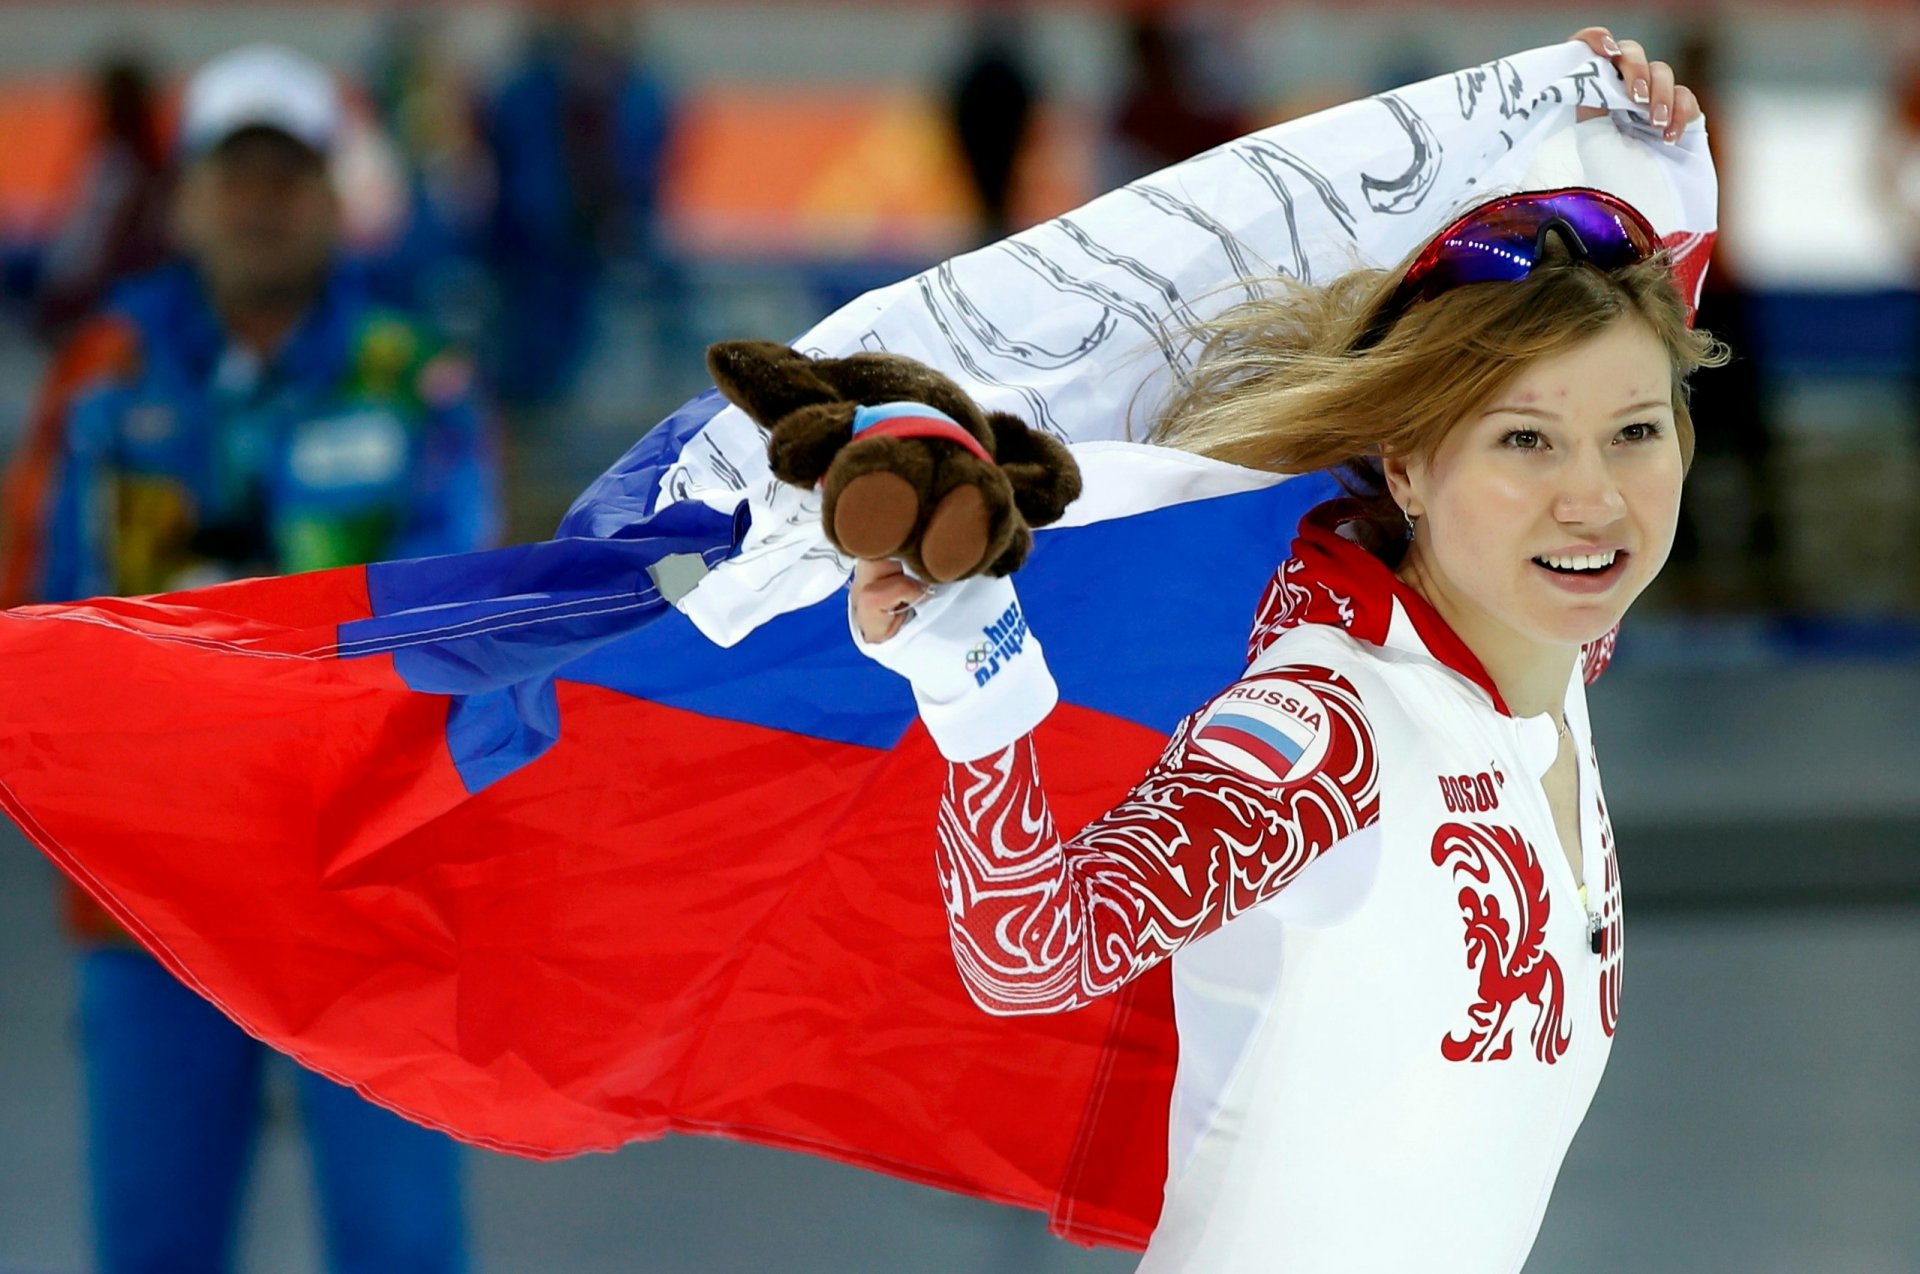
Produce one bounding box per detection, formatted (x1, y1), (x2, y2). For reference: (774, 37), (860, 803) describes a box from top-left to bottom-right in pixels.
(1386, 317), (1685, 651)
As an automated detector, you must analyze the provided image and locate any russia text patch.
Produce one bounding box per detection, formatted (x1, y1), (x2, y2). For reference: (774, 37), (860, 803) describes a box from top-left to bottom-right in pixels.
(1190, 676), (1330, 784)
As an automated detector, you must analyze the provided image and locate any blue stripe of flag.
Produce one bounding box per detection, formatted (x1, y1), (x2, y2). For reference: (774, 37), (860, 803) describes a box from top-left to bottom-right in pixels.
(1200, 712), (1305, 764)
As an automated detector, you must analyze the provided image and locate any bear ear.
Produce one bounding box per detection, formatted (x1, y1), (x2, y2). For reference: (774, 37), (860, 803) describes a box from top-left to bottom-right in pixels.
(985, 412), (1083, 528)
(767, 402), (858, 487)
(706, 341), (843, 428)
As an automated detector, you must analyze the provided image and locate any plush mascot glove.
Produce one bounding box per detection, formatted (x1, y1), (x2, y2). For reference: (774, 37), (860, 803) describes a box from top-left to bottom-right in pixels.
(707, 341), (1081, 583)
(850, 572), (1058, 762)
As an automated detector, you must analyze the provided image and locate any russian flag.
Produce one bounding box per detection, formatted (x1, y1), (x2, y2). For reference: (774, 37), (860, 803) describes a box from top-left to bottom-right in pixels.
(0, 42), (1715, 1250)
(1196, 712), (1307, 779)
(0, 415), (1336, 1247)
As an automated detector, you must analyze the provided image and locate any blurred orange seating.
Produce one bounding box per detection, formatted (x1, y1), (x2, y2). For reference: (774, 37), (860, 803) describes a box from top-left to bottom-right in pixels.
(0, 75), (1091, 257)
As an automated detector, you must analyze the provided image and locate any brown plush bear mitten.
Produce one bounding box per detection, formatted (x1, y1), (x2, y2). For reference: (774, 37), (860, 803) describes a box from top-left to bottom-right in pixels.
(706, 341), (1081, 581)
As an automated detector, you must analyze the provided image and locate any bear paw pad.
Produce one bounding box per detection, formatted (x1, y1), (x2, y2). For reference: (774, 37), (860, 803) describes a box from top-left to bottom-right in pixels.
(833, 471), (920, 560)
(921, 484), (992, 582)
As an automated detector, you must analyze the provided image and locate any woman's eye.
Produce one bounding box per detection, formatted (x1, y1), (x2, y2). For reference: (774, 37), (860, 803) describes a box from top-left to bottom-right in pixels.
(1501, 429), (1544, 450)
(1618, 422), (1662, 443)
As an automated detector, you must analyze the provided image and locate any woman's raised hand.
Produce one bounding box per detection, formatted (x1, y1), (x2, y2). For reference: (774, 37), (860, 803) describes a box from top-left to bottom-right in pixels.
(851, 557), (930, 645)
(1570, 26), (1701, 144)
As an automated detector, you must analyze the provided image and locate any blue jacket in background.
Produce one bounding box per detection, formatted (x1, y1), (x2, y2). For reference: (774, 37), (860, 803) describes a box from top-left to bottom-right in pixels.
(21, 259), (502, 603)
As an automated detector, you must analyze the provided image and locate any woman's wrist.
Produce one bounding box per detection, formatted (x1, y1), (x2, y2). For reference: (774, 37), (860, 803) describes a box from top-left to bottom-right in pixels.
(850, 572), (1058, 761)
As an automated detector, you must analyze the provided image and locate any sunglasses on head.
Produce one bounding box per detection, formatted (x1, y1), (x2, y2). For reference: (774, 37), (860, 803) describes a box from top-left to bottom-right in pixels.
(1352, 187), (1662, 351)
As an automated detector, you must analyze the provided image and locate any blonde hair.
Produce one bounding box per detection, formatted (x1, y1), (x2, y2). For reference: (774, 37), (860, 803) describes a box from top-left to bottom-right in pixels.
(1149, 238), (1730, 552)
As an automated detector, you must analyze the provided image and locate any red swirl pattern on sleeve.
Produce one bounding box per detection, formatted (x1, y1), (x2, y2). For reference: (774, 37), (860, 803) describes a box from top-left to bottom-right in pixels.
(1245, 557), (1355, 667)
(933, 664), (1379, 1015)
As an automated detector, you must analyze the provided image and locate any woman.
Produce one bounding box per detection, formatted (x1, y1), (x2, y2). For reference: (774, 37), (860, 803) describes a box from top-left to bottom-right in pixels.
(847, 29), (1723, 1274)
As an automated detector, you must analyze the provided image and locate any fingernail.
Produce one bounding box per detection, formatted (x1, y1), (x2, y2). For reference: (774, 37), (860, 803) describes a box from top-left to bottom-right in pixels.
(1652, 102), (1670, 125)
(1602, 36), (1622, 55)
(1632, 80), (1650, 104)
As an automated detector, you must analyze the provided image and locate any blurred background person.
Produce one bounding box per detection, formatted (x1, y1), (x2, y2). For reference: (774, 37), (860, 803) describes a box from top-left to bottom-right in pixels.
(947, 4), (1038, 244)
(31, 54), (172, 342)
(364, 7), (498, 350)
(0, 43), (496, 1274)
(1102, 9), (1252, 188)
(483, 5), (678, 430)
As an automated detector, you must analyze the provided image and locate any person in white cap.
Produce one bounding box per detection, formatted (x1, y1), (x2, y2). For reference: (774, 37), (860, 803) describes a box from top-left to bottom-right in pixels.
(170, 44), (349, 356)
(2, 43), (492, 1274)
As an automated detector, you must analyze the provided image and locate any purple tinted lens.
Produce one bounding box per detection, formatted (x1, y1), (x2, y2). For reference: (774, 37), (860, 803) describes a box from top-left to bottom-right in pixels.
(1354, 189), (1660, 351)
(1407, 192), (1656, 302)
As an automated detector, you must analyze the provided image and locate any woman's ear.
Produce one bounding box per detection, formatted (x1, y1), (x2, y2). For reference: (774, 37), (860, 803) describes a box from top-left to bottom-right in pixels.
(1379, 451), (1422, 520)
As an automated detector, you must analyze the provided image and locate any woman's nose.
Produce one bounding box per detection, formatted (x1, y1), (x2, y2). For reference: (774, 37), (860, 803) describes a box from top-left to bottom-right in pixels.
(1553, 448), (1627, 523)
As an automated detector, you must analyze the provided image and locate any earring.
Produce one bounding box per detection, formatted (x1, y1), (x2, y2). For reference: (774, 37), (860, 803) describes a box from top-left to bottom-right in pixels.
(1403, 508), (1417, 541)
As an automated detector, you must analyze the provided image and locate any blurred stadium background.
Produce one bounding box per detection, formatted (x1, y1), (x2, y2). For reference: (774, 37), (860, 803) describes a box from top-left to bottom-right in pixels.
(1, 2), (1916, 1271)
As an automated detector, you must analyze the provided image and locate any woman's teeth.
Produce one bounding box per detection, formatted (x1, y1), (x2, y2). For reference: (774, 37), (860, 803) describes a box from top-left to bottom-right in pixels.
(1535, 550), (1619, 573)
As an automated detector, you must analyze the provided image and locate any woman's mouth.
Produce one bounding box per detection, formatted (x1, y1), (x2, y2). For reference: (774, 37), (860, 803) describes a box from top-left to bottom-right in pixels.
(1531, 549), (1629, 594)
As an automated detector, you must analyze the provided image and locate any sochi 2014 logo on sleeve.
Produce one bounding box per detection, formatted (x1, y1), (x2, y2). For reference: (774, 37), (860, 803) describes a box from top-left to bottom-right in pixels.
(1189, 676), (1331, 784)
(964, 600), (1028, 688)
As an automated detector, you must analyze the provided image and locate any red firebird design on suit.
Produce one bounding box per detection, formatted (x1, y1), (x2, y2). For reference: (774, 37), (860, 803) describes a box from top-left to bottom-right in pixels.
(1431, 822), (1570, 1064)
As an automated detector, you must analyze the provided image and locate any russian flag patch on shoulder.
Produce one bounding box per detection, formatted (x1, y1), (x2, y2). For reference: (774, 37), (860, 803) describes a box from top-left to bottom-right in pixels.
(1189, 675), (1331, 784)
